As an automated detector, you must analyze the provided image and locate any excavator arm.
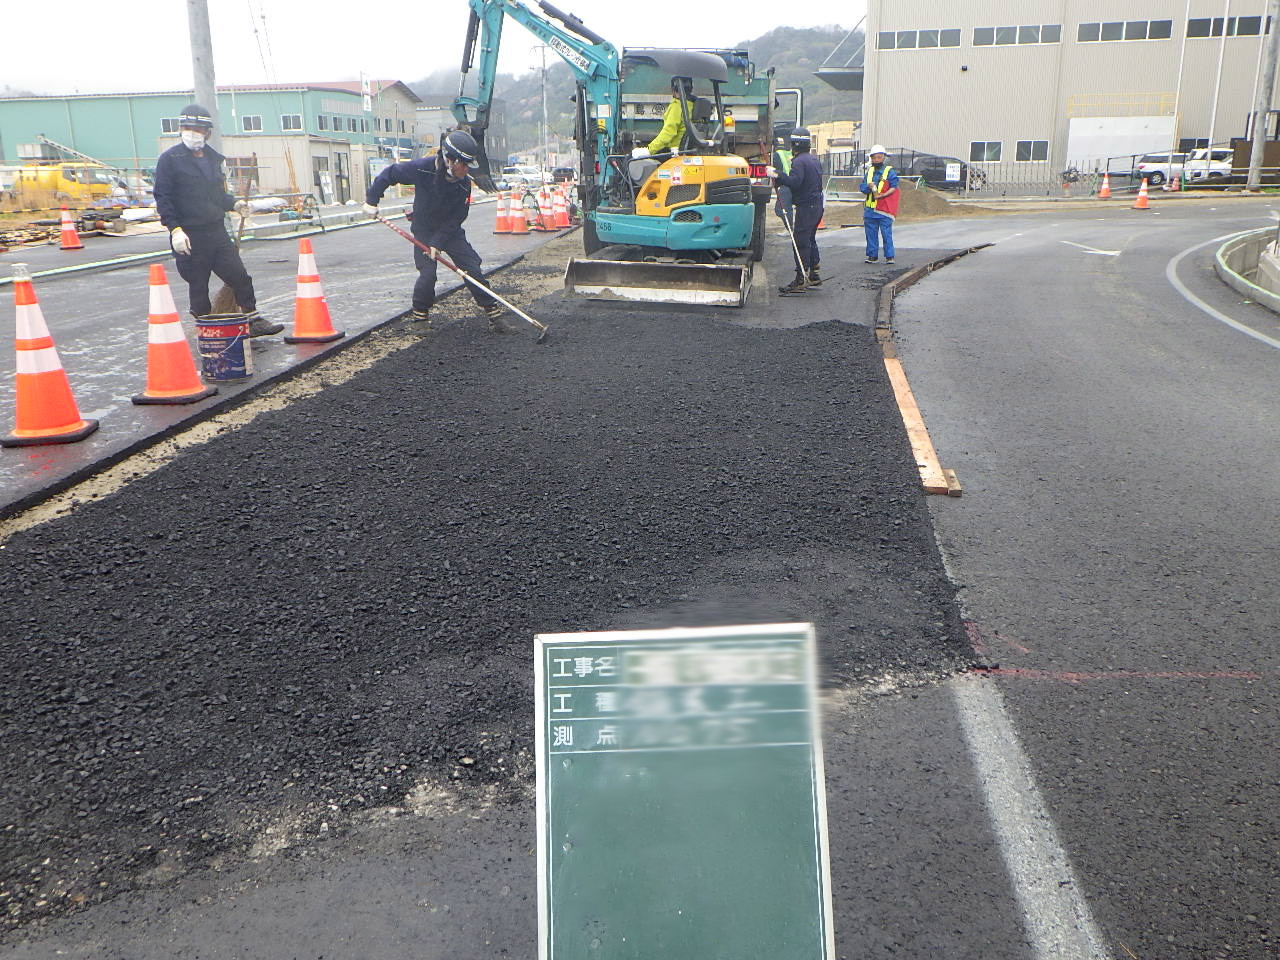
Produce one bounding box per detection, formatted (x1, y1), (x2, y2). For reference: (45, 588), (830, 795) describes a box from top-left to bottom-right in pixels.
(453, 0), (620, 191)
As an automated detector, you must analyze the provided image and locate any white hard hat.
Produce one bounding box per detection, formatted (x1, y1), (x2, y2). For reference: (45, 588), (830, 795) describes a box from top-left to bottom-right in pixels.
(869, 144), (887, 156)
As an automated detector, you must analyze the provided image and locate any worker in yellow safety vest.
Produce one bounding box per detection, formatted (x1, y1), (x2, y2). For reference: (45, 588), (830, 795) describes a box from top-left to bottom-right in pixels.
(860, 144), (900, 263)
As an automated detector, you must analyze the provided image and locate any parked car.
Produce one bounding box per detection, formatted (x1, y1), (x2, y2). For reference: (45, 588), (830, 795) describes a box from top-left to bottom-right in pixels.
(1184, 147), (1234, 185)
(900, 154), (988, 191)
(1132, 152), (1187, 186)
(551, 166), (576, 183)
(501, 166), (538, 188)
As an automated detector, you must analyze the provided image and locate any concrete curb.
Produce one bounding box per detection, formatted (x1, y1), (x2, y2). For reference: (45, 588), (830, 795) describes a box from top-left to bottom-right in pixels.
(1214, 227), (1280, 316)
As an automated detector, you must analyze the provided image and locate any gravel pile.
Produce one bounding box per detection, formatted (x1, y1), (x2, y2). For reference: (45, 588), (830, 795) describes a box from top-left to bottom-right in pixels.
(0, 277), (970, 936)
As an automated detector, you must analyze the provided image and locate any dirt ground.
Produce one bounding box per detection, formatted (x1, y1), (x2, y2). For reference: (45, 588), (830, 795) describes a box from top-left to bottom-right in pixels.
(820, 187), (992, 229)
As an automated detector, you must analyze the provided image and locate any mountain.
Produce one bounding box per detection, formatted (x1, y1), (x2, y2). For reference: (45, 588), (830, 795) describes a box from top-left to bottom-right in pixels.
(408, 24), (862, 155)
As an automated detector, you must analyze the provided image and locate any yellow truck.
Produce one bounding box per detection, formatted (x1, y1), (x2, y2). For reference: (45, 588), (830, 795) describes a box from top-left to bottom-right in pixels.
(0, 163), (120, 205)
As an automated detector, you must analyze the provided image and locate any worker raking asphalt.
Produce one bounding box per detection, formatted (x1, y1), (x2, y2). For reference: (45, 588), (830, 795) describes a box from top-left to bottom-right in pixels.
(0, 248), (972, 936)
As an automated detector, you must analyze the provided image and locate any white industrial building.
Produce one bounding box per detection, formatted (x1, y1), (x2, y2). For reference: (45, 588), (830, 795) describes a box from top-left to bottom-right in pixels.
(862, 1), (1280, 184)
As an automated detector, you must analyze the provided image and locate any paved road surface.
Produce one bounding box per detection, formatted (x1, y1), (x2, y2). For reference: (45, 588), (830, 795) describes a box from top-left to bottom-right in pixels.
(893, 199), (1280, 959)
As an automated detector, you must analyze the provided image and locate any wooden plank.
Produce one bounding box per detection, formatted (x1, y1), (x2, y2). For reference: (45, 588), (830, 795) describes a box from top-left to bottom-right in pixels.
(883, 356), (950, 495)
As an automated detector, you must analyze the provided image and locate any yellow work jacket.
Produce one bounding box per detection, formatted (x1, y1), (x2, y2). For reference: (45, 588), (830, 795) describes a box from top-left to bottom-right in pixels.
(647, 98), (687, 153)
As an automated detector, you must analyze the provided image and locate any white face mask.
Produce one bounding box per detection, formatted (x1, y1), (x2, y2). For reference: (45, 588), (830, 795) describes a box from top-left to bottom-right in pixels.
(181, 130), (206, 151)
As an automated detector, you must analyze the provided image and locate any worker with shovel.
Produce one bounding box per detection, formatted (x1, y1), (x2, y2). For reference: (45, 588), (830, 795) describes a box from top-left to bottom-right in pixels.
(773, 127), (824, 293)
(152, 104), (282, 337)
(363, 130), (517, 334)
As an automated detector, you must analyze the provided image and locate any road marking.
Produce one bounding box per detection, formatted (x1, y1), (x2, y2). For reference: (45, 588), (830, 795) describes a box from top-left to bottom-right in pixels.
(951, 676), (1113, 960)
(1059, 240), (1120, 256)
(1165, 227), (1280, 350)
(979, 668), (1264, 683)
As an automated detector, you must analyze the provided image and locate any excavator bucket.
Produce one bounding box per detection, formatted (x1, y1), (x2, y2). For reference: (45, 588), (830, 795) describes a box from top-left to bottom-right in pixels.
(563, 256), (753, 308)
(469, 127), (499, 194)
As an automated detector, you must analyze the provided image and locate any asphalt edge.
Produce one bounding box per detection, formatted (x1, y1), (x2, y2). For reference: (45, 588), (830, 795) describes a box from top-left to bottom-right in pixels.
(0, 234), (571, 525)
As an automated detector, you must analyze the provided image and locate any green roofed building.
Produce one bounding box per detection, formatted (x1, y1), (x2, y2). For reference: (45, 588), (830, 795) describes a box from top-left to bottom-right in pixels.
(0, 80), (428, 203)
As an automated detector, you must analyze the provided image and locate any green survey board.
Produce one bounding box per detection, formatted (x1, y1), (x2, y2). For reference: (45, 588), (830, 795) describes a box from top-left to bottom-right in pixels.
(534, 623), (834, 960)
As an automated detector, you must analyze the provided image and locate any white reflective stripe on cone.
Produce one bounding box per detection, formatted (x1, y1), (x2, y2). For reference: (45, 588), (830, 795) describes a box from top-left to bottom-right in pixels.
(16, 346), (63, 375)
(147, 320), (188, 344)
(295, 281), (325, 298)
(149, 283), (180, 316)
(15, 302), (50, 342)
(298, 254), (317, 275)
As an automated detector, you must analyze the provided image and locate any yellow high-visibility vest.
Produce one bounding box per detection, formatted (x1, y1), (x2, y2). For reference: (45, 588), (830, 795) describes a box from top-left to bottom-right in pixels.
(864, 164), (895, 208)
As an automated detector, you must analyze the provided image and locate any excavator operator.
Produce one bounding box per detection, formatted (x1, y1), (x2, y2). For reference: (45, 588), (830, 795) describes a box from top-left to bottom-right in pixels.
(631, 78), (697, 159)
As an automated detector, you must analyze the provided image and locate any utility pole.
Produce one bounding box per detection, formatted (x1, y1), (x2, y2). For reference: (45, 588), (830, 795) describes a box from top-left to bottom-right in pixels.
(186, 0), (220, 151)
(1247, 0), (1280, 190)
(535, 45), (550, 168)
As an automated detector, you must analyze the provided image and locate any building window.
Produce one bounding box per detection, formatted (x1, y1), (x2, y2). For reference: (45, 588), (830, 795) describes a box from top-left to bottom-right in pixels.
(1189, 15), (1265, 37)
(242, 115), (263, 132)
(970, 141), (1002, 162)
(399, 120), (406, 132)
(347, 117), (358, 132)
(880, 27), (960, 49)
(332, 116), (342, 131)
(1079, 19), (1172, 42)
(1016, 140), (1049, 162)
(317, 115), (328, 131)
(361, 118), (369, 132)
(385, 118), (393, 131)
(1179, 137), (1210, 152)
(281, 114), (302, 131)
(161, 118), (181, 133)
(975, 24), (1062, 45)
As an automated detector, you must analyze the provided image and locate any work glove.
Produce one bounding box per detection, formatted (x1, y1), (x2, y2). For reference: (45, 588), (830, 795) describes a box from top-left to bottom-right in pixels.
(233, 199), (252, 216)
(630, 147), (650, 159)
(170, 227), (191, 256)
(362, 202), (379, 217)
(766, 165), (777, 178)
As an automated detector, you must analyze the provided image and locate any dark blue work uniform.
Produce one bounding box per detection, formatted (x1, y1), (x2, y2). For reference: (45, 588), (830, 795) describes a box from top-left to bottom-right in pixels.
(773, 151), (824, 276)
(153, 142), (256, 318)
(366, 153), (496, 314)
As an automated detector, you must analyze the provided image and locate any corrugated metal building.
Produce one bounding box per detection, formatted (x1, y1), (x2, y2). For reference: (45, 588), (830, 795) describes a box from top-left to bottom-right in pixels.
(863, 1), (1280, 183)
(0, 81), (427, 203)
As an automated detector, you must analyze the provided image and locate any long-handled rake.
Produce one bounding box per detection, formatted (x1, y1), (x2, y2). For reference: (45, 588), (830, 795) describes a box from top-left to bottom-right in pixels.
(778, 207), (811, 294)
(374, 213), (550, 344)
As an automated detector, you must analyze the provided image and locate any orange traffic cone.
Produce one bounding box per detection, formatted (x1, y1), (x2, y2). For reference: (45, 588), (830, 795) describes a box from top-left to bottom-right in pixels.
(817, 211), (827, 230)
(132, 264), (217, 405)
(1133, 178), (1150, 210)
(2, 263), (98, 447)
(1098, 172), (1111, 199)
(554, 186), (570, 228)
(284, 238), (344, 344)
(511, 190), (530, 235)
(493, 190), (513, 234)
(537, 186), (556, 231)
(58, 206), (83, 251)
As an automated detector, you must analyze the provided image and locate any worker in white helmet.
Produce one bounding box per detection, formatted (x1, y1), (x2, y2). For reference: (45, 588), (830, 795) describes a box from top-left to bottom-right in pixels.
(860, 145), (900, 263)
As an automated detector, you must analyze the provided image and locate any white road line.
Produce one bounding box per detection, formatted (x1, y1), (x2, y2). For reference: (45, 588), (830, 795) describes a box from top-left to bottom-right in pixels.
(1165, 227), (1280, 351)
(951, 676), (1113, 960)
(1059, 240), (1120, 256)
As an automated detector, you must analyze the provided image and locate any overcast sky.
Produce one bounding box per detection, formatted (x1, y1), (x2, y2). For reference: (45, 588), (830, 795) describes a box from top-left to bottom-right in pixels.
(4, 0), (863, 96)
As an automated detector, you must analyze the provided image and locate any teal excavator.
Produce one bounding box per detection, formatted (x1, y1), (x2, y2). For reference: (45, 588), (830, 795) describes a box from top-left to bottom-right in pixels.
(453, 0), (764, 306)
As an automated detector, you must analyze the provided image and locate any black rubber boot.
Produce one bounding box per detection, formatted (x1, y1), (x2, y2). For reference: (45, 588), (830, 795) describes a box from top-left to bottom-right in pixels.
(484, 303), (520, 335)
(808, 268), (822, 286)
(245, 312), (284, 337)
(778, 274), (807, 295)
